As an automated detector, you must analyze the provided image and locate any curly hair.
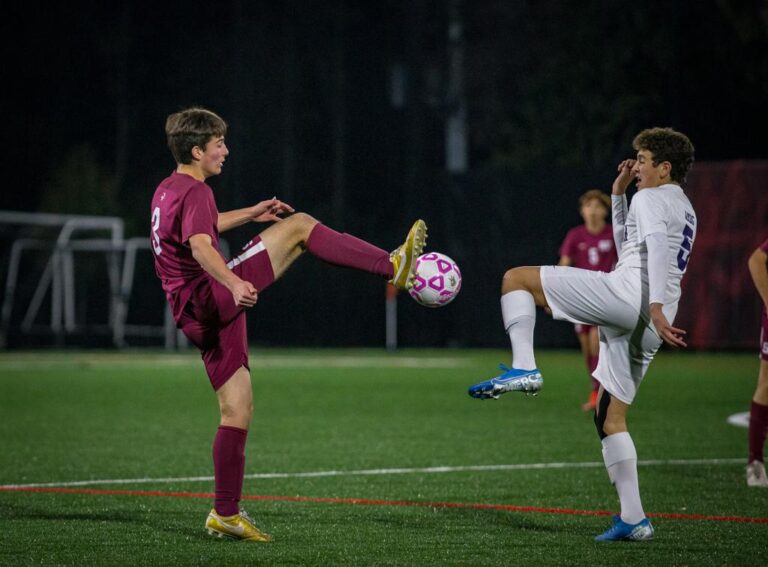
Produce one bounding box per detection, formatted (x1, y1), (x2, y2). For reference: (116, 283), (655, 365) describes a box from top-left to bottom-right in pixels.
(165, 107), (228, 165)
(632, 127), (695, 184)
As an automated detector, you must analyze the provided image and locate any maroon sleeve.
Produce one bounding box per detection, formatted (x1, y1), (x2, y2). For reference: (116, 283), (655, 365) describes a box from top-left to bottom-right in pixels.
(180, 183), (218, 244)
(559, 228), (576, 258)
(760, 238), (768, 253)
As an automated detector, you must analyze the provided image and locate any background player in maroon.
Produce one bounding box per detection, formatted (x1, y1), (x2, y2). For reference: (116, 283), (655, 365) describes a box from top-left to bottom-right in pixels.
(557, 190), (617, 410)
(150, 107), (427, 540)
(746, 237), (768, 487)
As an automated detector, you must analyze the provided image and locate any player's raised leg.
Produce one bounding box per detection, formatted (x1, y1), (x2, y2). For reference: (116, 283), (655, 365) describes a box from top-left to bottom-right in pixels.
(468, 266), (545, 399)
(247, 213), (427, 290)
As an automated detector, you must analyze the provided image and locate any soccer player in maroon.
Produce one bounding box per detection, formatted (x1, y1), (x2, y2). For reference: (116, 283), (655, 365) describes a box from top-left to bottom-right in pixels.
(557, 190), (617, 410)
(747, 237), (768, 487)
(150, 107), (427, 541)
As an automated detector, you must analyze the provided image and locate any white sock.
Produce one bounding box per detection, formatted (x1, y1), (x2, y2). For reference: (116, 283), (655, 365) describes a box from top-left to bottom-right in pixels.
(601, 432), (645, 524)
(500, 291), (536, 370)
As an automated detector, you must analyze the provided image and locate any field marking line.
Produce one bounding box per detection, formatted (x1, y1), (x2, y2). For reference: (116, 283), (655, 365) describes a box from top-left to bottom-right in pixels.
(0, 458), (745, 490)
(0, 486), (766, 524)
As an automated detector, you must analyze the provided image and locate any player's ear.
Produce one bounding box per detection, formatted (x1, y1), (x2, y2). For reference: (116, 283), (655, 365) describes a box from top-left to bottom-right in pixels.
(191, 146), (205, 160)
(660, 161), (672, 179)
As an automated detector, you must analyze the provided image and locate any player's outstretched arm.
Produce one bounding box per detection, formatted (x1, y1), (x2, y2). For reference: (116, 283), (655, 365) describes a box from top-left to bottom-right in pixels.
(217, 198), (295, 233)
(189, 233), (258, 308)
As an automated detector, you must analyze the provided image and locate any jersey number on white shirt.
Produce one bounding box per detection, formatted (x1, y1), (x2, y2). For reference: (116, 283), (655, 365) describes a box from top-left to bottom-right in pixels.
(677, 223), (694, 272)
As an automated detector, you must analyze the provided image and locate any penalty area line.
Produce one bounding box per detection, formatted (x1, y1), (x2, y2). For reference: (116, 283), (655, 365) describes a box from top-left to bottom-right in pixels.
(0, 486), (766, 524)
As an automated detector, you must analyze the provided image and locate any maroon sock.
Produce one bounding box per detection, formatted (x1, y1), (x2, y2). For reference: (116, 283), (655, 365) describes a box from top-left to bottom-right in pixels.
(588, 354), (600, 391)
(748, 400), (768, 463)
(213, 425), (248, 516)
(306, 224), (393, 278)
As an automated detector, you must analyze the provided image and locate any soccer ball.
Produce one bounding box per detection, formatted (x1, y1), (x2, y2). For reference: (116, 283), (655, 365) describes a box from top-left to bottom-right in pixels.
(409, 252), (462, 307)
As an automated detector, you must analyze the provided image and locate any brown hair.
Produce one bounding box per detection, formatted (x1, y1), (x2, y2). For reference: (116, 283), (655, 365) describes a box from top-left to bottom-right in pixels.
(165, 107), (228, 165)
(578, 189), (610, 212)
(632, 127), (695, 184)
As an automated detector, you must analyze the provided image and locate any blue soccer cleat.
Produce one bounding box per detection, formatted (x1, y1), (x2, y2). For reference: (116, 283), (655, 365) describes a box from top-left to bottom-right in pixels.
(467, 364), (543, 399)
(595, 517), (654, 542)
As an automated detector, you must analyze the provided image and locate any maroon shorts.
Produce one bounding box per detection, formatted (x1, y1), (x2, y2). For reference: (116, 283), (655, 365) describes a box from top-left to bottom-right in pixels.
(574, 323), (594, 336)
(177, 236), (275, 390)
(761, 309), (768, 362)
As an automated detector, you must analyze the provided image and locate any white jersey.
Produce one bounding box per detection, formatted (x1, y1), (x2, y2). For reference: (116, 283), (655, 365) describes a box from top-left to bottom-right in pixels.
(613, 184), (697, 307)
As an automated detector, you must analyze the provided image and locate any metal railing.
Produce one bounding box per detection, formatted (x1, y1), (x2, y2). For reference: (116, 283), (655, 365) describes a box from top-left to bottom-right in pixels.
(0, 211), (181, 349)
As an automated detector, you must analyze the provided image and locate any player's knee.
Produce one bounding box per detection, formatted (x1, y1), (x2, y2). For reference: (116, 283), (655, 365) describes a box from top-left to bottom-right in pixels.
(593, 410), (607, 440)
(219, 398), (253, 426)
(289, 212), (318, 238)
(593, 390), (612, 440)
(601, 418), (625, 437)
(501, 267), (524, 293)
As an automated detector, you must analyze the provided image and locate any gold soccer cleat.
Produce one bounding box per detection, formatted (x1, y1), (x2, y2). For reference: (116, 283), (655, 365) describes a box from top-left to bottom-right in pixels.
(205, 508), (272, 542)
(390, 219), (427, 290)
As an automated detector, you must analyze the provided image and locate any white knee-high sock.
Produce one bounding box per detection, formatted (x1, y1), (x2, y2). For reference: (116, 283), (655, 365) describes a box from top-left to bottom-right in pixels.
(500, 291), (537, 370)
(601, 432), (645, 524)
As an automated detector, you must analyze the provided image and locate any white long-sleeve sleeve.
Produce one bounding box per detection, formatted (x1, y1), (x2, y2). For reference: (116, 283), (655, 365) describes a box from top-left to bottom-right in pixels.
(646, 231), (669, 305)
(611, 194), (628, 255)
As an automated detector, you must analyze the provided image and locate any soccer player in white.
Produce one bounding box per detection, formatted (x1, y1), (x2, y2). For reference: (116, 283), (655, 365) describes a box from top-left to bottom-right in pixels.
(468, 127), (696, 541)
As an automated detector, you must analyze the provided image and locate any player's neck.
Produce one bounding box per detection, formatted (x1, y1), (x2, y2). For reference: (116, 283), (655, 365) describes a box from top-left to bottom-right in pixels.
(585, 220), (605, 235)
(176, 163), (207, 182)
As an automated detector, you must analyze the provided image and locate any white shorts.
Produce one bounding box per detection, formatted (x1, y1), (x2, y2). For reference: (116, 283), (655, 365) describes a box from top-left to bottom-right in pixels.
(540, 265), (675, 405)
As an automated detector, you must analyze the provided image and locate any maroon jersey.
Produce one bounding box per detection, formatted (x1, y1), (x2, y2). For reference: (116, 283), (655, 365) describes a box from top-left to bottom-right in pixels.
(559, 224), (617, 272)
(150, 171), (223, 320)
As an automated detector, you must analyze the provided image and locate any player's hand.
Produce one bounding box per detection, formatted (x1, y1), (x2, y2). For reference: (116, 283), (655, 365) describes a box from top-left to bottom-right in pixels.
(251, 197), (295, 223)
(612, 159), (636, 196)
(650, 306), (687, 348)
(232, 279), (258, 308)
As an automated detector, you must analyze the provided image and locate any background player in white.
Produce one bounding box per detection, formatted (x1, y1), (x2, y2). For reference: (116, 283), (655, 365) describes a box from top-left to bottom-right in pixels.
(557, 190), (617, 411)
(468, 127), (696, 541)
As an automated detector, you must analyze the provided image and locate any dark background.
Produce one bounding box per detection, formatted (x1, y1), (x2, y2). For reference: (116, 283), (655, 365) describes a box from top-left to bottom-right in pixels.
(2, 0), (767, 349)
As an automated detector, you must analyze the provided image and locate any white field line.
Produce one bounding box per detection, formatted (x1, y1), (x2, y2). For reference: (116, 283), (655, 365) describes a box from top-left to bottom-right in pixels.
(0, 458), (744, 490)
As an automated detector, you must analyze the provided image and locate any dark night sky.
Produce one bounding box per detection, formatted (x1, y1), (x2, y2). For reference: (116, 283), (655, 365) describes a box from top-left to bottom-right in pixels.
(5, 0), (767, 223)
(1, 0), (767, 348)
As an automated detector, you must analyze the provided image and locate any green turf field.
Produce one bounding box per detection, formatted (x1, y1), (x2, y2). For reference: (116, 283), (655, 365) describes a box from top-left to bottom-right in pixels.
(0, 349), (766, 565)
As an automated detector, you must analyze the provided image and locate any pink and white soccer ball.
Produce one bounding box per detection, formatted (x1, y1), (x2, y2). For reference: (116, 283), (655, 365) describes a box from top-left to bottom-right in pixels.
(409, 252), (462, 307)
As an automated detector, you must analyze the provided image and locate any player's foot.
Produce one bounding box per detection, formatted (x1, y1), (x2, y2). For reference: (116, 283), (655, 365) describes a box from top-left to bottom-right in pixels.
(467, 364), (543, 399)
(746, 460), (768, 487)
(390, 219), (427, 290)
(581, 389), (598, 412)
(595, 517), (654, 541)
(205, 508), (272, 542)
